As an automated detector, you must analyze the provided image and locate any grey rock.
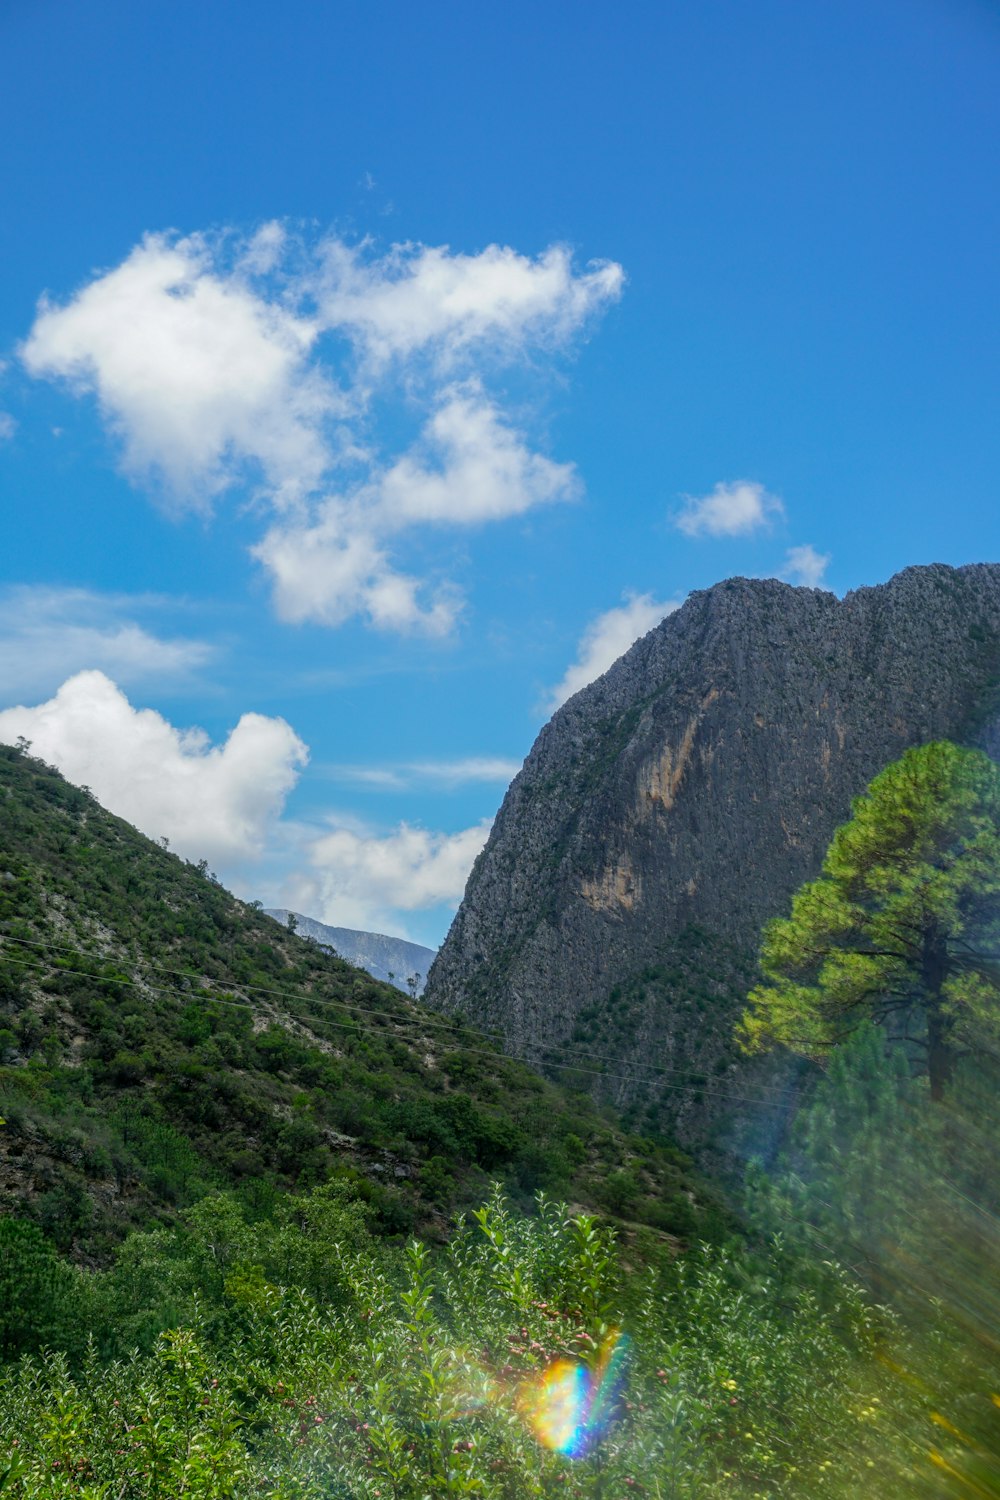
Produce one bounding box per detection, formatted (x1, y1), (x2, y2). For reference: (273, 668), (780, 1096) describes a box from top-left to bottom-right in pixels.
(424, 564), (1000, 1145)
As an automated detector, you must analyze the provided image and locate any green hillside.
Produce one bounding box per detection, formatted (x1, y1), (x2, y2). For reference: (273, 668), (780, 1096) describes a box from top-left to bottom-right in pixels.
(0, 743), (720, 1258)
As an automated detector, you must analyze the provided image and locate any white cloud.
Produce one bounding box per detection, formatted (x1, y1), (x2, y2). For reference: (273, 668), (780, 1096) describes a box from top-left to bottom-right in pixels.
(254, 387), (575, 633)
(0, 671), (307, 865)
(546, 592), (681, 712)
(21, 232), (336, 510)
(253, 507), (459, 634)
(23, 228), (622, 631)
(781, 543), (831, 588)
(674, 480), (784, 538)
(289, 817), (492, 933)
(0, 667), (491, 942)
(405, 756), (521, 785)
(315, 239), (623, 368)
(377, 386), (578, 525)
(330, 767), (407, 790)
(0, 586), (213, 702)
(238, 219), (287, 277)
(255, 385), (576, 630)
(326, 756), (521, 790)
(0, 413), (16, 442)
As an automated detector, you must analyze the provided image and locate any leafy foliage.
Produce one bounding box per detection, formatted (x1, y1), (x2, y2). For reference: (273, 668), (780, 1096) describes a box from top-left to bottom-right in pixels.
(744, 1022), (1000, 1498)
(739, 741), (1000, 1096)
(735, 743), (1000, 1496)
(0, 1219), (90, 1362)
(0, 1180), (996, 1497)
(564, 928), (758, 1149)
(0, 743), (718, 1253)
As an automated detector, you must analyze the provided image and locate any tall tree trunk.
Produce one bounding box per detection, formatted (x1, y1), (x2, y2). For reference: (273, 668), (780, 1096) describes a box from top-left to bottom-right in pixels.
(923, 927), (951, 1102)
(927, 1003), (951, 1102)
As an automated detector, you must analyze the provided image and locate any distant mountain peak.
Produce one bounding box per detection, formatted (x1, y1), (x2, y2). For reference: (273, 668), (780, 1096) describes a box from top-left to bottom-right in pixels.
(265, 911), (435, 993)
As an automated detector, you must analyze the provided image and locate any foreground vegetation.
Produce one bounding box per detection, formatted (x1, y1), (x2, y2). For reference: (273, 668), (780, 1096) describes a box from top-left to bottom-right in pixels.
(2, 1006), (998, 1498)
(0, 1121), (996, 1499)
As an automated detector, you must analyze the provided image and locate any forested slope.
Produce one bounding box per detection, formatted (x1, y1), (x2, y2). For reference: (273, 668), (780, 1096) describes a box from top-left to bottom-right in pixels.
(0, 744), (718, 1258)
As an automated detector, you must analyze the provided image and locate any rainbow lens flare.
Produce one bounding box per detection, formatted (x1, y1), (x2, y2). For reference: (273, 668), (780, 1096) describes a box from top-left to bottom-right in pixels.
(519, 1331), (630, 1457)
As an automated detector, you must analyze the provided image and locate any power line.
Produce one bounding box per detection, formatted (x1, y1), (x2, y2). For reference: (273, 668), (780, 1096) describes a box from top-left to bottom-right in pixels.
(0, 931), (796, 1104)
(0, 946), (790, 1108)
(0, 942), (799, 1111)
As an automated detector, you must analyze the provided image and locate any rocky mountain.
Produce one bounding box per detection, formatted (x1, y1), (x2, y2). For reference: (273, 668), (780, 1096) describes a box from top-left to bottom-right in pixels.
(265, 910), (435, 993)
(425, 563), (1000, 1148)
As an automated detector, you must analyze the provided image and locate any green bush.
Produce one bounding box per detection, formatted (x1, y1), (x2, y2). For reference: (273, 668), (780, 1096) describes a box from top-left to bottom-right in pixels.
(0, 1219), (90, 1360)
(1, 1186), (989, 1497)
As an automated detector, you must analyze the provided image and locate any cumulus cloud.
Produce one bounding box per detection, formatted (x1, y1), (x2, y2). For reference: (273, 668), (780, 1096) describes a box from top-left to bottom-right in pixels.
(547, 592), (680, 712)
(674, 480), (784, 538)
(253, 508), (459, 634)
(0, 666), (485, 939)
(23, 228), (622, 631)
(255, 386), (578, 632)
(781, 543), (831, 588)
(0, 671), (307, 865)
(376, 386), (579, 526)
(315, 239), (624, 368)
(0, 586), (213, 702)
(21, 232), (335, 510)
(289, 817), (492, 934)
(0, 413), (16, 442)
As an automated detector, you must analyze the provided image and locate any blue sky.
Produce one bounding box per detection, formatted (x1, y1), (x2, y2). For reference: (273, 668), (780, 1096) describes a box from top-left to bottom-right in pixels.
(0, 0), (998, 946)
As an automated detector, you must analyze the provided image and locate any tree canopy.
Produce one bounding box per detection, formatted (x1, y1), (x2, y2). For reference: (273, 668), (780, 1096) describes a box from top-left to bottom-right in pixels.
(738, 740), (1000, 1097)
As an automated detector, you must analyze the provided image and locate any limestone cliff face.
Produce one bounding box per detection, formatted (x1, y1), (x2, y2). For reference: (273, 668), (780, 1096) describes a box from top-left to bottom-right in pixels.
(424, 564), (1000, 1141)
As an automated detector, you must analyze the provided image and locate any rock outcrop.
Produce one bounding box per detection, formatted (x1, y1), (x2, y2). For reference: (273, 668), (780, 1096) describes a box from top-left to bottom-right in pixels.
(424, 564), (1000, 1145)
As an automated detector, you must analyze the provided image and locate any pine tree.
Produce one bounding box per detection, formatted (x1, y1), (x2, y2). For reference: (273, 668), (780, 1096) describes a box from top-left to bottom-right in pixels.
(738, 740), (1000, 1098)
